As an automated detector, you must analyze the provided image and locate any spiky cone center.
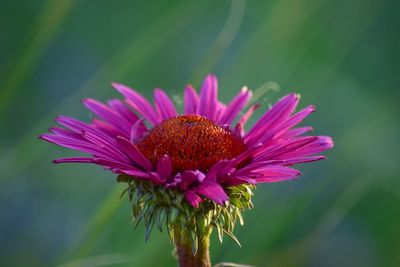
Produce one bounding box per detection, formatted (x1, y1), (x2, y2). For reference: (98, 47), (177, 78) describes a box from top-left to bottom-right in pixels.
(136, 115), (246, 173)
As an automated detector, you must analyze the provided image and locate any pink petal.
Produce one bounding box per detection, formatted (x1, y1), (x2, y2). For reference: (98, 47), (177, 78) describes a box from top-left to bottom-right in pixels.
(112, 82), (159, 125)
(196, 74), (218, 120)
(156, 155), (172, 180)
(116, 137), (152, 171)
(245, 93), (299, 146)
(253, 165), (301, 183)
(154, 88), (177, 120)
(282, 126), (313, 138)
(185, 190), (203, 208)
(53, 157), (93, 164)
(235, 103), (260, 136)
(82, 98), (131, 136)
(195, 180), (228, 206)
(219, 87), (252, 125)
(184, 85), (199, 114)
(179, 170), (205, 191)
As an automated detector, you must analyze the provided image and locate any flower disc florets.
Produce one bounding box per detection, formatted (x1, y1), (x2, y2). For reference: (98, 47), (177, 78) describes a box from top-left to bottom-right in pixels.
(136, 115), (246, 173)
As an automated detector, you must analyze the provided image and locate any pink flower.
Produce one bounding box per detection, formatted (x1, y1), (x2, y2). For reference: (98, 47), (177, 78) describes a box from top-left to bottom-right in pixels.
(40, 74), (333, 208)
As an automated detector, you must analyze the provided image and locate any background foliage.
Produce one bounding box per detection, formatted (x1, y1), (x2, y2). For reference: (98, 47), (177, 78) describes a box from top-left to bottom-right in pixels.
(1, 0), (399, 266)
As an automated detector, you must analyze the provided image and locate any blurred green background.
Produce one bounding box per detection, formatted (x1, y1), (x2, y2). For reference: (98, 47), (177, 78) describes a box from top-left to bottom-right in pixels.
(1, 0), (399, 266)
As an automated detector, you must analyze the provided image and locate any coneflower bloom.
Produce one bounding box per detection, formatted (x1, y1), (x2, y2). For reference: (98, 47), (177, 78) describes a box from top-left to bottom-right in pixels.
(40, 74), (333, 208)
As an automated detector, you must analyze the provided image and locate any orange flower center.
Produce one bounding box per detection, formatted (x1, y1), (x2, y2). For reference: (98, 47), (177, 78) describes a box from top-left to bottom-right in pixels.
(136, 115), (246, 173)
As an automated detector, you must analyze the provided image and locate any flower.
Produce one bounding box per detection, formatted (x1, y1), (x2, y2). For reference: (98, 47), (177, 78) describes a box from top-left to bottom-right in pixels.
(40, 74), (333, 249)
(40, 74), (333, 208)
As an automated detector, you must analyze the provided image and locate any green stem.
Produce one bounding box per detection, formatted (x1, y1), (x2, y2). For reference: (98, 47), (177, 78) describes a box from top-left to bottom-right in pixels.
(174, 227), (212, 267)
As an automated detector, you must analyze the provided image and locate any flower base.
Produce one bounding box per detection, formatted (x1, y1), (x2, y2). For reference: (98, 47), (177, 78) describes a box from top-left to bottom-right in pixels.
(174, 224), (212, 267)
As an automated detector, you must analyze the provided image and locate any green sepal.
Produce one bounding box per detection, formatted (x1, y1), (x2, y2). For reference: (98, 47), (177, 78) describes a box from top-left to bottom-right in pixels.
(120, 179), (255, 253)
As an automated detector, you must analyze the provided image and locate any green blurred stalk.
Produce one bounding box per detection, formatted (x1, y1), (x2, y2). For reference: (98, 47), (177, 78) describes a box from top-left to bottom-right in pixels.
(0, 0), (74, 113)
(174, 225), (212, 267)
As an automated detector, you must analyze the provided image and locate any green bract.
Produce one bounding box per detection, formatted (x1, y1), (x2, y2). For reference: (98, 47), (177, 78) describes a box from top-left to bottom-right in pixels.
(118, 175), (255, 254)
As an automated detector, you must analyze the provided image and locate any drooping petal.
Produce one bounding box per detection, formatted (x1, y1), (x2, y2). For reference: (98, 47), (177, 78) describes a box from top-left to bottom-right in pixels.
(184, 85), (199, 114)
(112, 82), (159, 125)
(222, 175), (257, 186)
(195, 180), (228, 206)
(185, 190), (203, 208)
(154, 88), (177, 120)
(206, 160), (232, 182)
(179, 170), (205, 191)
(116, 136), (152, 171)
(156, 155), (172, 180)
(130, 119), (147, 143)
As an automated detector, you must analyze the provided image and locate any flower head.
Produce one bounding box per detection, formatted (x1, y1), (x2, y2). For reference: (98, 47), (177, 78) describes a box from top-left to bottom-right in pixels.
(40, 74), (333, 248)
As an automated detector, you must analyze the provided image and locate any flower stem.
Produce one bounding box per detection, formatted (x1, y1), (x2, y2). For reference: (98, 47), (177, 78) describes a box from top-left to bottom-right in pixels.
(174, 226), (212, 267)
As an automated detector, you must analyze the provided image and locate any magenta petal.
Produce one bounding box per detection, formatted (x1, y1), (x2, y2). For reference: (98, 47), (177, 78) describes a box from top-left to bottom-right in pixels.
(114, 168), (151, 179)
(55, 116), (92, 133)
(196, 74), (218, 120)
(234, 160), (285, 176)
(223, 175), (257, 186)
(179, 170), (205, 191)
(48, 127), (86, 140)
(282, 126), (313, 138)
(156, 155), (172, 180)
(82, 98), (131, 136)
(278, 136), (334, 158)
(90, 118), (121, 138)
(206, 160), (232, 182)
(39, 134), (117, 161)
(195, 180), (228, 206)
(271, 105), (316, 139)
(112, 82), (159, 125)
(245, 93), (299, 146)
(107, 99), (141, 125)
(255, 136), (318, 160)
(253, 165), (301, 183)
(219, 87), (252, 125)
(154, 88), (177, 120)
(130, 119), (147, 143)
(53, 157), (93, 164)
(93, 158), (140, 170)
(235, 103), (260, 136)
(116, 137), (152, 171)
(283, 156), (327, 165)
(184, 85), (199, 114)
(185, 190), (203, 208)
